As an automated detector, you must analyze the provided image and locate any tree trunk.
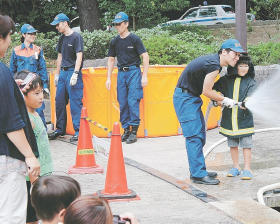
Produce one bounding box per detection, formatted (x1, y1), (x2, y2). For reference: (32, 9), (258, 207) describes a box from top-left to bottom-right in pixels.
(132, 16), (135, 31)
(77, 0), (102, 31)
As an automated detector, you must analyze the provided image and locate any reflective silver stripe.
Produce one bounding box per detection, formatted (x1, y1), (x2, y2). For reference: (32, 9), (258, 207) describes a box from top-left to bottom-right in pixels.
(220, 127), (254, 136)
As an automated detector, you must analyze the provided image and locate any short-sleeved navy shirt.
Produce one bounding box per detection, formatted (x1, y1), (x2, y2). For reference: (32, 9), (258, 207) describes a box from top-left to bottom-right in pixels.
(108, 33), (146, 67)
(57, 31), (84, 68)
(0, 62), (38, 161)
(176, 53), (221, 96)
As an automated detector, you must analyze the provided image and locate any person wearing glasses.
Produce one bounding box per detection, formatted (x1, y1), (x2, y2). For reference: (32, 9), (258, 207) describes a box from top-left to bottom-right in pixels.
(106, 12), (149, 144)
(173, 39), (245, 185)
(48, 13), (84, 142)
(10, 24), (49, 128)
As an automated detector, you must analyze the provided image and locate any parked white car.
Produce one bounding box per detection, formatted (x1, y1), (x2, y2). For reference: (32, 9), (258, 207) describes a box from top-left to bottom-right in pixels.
(160, 5), (255, 27)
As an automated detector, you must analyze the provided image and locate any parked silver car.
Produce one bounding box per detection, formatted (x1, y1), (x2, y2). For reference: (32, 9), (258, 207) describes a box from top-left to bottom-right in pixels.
(160, 5), (255, 27)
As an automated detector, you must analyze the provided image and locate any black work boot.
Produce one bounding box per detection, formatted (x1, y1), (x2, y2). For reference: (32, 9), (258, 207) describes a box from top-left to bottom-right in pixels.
(126, 125), (138, 144)
(121, 127), (131, 142)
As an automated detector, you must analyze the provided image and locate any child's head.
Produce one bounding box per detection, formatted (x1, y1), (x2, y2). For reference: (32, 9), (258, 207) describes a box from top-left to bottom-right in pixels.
(31, 175), (81, 223)
(14, 70), (44, 109)
(236, 55), (251, 77)
(227, 55), (255, 78)
(64, 195), (113, 224)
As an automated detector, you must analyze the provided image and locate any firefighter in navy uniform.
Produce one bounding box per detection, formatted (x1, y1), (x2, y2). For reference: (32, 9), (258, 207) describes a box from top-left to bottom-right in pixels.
(48, 13), (84, 142)
(106, 12), (149, 144)
(173, 39), (245, 185)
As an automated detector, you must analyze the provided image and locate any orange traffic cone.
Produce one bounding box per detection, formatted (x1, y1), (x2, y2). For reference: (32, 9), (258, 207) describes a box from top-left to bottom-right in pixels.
(96, 122), (138, 200)
(68, 107), (103, 174)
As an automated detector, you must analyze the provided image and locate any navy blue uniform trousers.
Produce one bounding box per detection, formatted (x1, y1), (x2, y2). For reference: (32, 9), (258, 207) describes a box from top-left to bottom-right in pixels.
(173, 87), (207, 178)
(117, 66), (143, 129)
(55, 69), (83, 136)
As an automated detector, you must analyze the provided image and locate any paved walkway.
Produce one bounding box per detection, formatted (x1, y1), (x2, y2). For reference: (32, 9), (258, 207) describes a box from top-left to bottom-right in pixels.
(46, 99), (280, 223)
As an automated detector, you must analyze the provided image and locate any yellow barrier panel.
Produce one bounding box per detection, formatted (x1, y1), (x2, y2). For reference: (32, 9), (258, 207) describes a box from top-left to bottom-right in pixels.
(50, 65), (221, 137)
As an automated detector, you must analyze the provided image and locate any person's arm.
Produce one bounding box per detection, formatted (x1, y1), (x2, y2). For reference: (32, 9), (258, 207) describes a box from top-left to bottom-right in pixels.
(106, 56), (115, 90)
(203, 70), (236, 108)
(9, 49), (17, 75)
(0, 68), (40, 177)
(241, 79), (257, 109)
(69, 52), (83, 86)
(37, 48), (49, 89)
(56, 53), (62, 75)
(74, 52), (83, 72)
(202, 70), (225, 101)
(140, 52), (149, 87)
(247, 79), (257, 97)
(54, 53), (62, 85)
(7, 129), (40, 177)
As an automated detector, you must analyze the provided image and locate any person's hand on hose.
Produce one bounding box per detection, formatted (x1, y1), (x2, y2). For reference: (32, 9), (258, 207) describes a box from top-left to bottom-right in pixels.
(70, 72), (78, 86)
(222, 97), (236, 108)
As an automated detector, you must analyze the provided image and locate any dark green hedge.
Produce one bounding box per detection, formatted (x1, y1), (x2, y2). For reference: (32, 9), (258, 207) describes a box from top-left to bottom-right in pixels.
(1, 25), (279, 66)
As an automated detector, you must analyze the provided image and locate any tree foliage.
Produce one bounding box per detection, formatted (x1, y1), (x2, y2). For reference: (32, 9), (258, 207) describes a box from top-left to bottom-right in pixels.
(97, 0), (190, 29)
(250, 0), (280, 20)
(0, 0), (278, 33)
(0, 0), (78, 32)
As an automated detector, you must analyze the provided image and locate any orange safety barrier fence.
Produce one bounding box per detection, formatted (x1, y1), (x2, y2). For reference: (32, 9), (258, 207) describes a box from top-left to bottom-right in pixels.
(50, 65), (221, 137)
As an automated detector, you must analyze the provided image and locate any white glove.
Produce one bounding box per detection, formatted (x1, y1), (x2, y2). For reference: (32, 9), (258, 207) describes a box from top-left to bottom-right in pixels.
(222, 97), (236, 108)
(54, 74), (59, 86)
(70, 73), (78, 86)
(44, 88), (50, 95)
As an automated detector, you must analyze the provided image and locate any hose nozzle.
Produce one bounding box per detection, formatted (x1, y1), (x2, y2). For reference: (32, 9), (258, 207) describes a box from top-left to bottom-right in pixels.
(236, 101), (246, 108)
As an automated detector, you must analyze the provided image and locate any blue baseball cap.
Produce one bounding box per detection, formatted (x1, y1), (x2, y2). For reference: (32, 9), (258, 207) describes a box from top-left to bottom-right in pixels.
(50, 13), (69, 25)
(113, 12), (129, 24)
(220, 39), (245, 53)
(20, 24), (37, 34)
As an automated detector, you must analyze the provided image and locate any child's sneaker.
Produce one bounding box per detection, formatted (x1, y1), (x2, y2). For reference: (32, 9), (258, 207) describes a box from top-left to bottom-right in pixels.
(227, 168), (240, 177)
(240, 170), (253, 180)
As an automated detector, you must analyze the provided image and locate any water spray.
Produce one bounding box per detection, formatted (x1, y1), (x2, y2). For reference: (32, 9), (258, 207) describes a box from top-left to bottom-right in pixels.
(245, 66), (280, 126)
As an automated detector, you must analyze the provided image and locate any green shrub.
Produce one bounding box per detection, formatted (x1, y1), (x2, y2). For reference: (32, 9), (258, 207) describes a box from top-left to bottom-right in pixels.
(144, 34), (219, 65)
(81, 30), (115, 59)
(161, 24), (212, 36)
(174, 31), (215, 44)
(0, 26), (278, 67)
(248, 42), (280, 65)
(0, 32), (59, 66)
(135, 27), (170, 40)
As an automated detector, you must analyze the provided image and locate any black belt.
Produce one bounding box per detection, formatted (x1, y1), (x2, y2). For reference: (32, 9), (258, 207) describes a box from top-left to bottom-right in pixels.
(118, 65), (139, 72)
(181, 88), (197, 96)
(181, 88), (190, 93)
(61, 66), (74, 71)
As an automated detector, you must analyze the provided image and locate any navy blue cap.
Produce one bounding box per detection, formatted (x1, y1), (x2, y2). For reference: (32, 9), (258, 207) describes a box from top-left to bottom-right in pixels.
(113, 12), (129, 24)
(50, 13), (69, 25)
(21, 24), (37, 34)
(220, 39), (245, 53)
